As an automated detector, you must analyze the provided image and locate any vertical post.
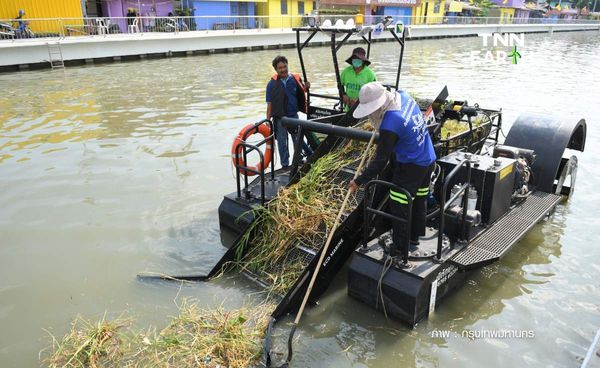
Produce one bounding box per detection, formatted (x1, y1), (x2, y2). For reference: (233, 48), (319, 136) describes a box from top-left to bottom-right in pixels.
(367, 31), (372, 59)
(260, 163), (266, 205)
(331, 33), (344, 106)
(243, 145), (249, 197)
(395, 27), (405, 90)
(402, 197), (412, 265)
(269, 120), (275, 180)
(362, 186), (371, 250)
(235, 145), (242, 198)
(496, 112), (502, 143)
(461, 163), (471, 240)
(436, 171), (446, 261)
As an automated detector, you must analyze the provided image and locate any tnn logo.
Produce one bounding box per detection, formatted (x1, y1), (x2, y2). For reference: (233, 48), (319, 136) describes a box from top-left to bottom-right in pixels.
(472, 33), (525, 65)
(480, 33), (525, 48)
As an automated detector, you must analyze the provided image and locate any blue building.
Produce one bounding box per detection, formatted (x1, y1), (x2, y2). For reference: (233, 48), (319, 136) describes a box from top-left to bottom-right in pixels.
(371, 0), (418, 25)
(191, 0), (258, 30)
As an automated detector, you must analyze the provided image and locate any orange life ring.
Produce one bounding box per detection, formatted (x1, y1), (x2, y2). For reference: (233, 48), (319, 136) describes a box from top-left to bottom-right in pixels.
(231, 123), (273, 176)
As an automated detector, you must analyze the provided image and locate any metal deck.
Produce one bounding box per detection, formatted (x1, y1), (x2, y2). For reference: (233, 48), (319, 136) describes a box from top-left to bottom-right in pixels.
(451, 191), (562, 270)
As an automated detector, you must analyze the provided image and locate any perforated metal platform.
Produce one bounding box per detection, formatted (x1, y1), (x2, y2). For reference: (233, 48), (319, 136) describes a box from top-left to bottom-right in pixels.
(451, 191), (562, 270)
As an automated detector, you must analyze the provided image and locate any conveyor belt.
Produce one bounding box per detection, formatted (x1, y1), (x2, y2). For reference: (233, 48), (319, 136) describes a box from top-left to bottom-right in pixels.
(451, 191), (562, 270)
(244, 163), (364, 292)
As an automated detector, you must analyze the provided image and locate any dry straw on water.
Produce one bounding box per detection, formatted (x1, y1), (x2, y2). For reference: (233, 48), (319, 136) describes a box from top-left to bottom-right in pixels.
(43, 299), (274, 368)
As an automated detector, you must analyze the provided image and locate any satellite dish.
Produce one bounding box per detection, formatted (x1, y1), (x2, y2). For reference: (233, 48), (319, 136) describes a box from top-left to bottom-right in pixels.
(345, 18), (355, 28)
(334, 19), (345, 28)
(321, 19), (332, 28)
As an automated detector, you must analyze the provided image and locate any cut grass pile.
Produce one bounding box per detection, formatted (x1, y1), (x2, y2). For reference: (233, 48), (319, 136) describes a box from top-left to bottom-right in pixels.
(42, 299), (274, 368)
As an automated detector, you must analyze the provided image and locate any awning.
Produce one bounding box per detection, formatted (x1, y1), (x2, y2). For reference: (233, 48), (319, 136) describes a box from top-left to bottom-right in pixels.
(561, 8), (578, 14)
(461, 3), (481, 11)
(448, 1), (463, 12)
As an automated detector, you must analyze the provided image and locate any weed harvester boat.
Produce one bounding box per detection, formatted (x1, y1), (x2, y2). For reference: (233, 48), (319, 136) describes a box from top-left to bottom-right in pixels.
(140, 20), (586, 363)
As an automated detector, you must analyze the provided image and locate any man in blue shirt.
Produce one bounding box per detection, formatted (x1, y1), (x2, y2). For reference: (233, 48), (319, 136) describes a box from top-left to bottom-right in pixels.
(266, 55), (312, 168)
(349, 82), (437, 256)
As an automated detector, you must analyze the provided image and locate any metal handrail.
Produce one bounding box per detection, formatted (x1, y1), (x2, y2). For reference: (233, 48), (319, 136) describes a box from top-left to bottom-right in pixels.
(233, 119), (275, 205)
(362, 180), (414, 265)
(436, 159), (472, 261)
(234, 141), (267, 206)
(2, 15), (597, 40)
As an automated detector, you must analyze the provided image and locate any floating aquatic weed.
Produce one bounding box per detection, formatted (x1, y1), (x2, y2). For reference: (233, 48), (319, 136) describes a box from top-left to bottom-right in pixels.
(42, 299), (275, 368)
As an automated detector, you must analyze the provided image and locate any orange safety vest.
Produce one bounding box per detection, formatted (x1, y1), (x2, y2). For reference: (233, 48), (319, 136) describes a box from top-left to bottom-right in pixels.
(271, 73), (308, 114)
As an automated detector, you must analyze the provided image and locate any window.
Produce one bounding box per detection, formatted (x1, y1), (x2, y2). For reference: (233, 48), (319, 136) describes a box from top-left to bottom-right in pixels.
(298, 1), (305, 15)
(433, 0), (441, 13)
(281, 0), (288, 14)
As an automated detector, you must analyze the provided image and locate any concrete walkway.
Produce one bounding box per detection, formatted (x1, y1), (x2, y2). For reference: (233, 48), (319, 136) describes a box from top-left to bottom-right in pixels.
(1, 23), (599, 71)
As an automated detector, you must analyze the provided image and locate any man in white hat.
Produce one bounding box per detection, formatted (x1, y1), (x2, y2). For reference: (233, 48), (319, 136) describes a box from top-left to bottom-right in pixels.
(348, 82), (436, 256)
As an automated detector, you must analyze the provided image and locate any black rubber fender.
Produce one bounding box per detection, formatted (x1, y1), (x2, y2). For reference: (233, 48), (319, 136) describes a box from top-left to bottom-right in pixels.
(504, 113), (586, 193)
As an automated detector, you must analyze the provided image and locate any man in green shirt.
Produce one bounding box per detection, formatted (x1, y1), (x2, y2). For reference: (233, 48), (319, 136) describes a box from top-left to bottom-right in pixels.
(340, 47), (377, 111)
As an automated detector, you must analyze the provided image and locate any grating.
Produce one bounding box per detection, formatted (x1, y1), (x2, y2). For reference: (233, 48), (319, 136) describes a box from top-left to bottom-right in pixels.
(451, 191), (561, 270)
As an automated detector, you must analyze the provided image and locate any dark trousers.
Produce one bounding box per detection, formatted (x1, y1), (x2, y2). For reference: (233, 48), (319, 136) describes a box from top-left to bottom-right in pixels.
(273, 115), (313, 167)
(389, 162), (434, 255)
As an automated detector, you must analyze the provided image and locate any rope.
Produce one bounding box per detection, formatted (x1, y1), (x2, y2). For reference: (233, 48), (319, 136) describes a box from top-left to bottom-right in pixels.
(376, 254), (395, 320)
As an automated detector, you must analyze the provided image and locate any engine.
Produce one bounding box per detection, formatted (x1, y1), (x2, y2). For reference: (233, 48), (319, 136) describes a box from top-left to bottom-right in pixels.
(493, 145), (535, 199)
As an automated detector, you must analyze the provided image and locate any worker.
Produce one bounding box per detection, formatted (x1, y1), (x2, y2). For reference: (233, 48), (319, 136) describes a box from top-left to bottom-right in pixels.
(340, 47), (377, 111)
(266, 55), (313, 168)
(348, 82), (436, 256)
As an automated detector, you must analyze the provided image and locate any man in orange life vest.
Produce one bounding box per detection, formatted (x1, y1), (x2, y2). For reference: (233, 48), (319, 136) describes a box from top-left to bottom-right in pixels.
(266, 55), (313, 168)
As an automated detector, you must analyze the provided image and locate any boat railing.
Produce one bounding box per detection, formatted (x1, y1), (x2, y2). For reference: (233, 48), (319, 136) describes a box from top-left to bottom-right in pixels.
(436, 159), (472, 261)
(234, 119), (275, 206)
(362, 180), (414, 265)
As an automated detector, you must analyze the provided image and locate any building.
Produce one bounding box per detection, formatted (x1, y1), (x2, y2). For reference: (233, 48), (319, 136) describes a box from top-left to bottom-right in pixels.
(256, 0), (314, 28)
(445, 1), (482, 23)
(319, 0), (418, 25)
(489, 0), (532, 23)
(189, 0), (256, 30)
(0, 0), (84, 35)
(371, 0), (420, 25)
(413, 0), (447, 24)
(87, 0), (175, 33)
(85, 0), (175, 18)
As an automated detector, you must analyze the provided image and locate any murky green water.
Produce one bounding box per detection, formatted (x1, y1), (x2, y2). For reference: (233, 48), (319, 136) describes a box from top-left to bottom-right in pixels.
(1, 31), (599, 368)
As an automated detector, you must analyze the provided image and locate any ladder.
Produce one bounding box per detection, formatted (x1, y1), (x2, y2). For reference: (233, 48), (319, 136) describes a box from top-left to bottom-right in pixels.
(46, 42), (65, 69)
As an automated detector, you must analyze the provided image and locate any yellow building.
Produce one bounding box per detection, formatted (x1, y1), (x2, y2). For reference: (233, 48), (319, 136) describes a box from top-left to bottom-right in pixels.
(0, 0), (84, 34)
(413, 0), (446, 24)
(257, 0), (314, 28)
(498, 7), (515, 23)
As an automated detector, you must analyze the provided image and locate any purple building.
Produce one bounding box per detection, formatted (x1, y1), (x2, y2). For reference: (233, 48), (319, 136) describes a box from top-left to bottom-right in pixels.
(490, 0), (531, 22)
(100, 0), (175, 32)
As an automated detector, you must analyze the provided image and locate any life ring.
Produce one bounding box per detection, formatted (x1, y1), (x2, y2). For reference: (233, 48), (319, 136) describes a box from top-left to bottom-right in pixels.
(231, 123), (273, 176)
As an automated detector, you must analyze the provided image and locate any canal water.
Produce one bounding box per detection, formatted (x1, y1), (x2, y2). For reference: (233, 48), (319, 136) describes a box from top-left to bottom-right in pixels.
(0, 30), (599, 367)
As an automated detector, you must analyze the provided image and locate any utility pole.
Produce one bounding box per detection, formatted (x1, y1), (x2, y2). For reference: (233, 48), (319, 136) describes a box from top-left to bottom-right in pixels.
(593, 0), (598, 12)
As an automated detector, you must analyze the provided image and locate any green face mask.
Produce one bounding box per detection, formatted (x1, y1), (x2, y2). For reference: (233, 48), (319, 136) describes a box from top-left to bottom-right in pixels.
(352, 59), (363, 68)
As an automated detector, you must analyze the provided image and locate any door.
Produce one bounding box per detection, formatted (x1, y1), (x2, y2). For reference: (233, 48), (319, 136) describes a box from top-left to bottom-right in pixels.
(239, 2), (249, 28)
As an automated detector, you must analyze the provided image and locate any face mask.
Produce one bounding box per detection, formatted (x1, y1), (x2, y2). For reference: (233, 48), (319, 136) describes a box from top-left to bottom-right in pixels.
(369, 107), (385, 130)
(352, 59), (363, 68)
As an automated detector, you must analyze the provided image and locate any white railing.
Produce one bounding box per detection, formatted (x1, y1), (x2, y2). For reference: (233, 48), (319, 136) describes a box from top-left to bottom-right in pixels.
(0, 15), (598, 40)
